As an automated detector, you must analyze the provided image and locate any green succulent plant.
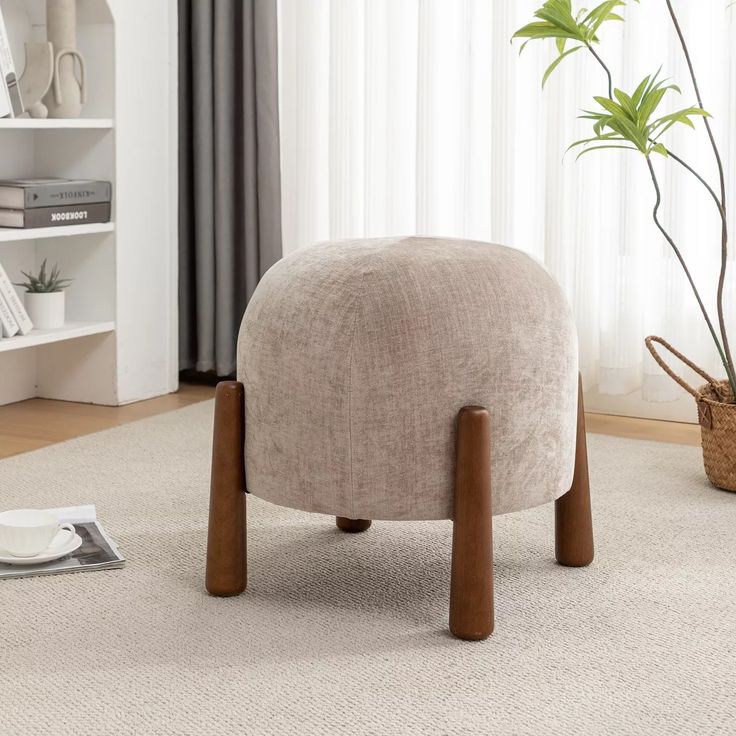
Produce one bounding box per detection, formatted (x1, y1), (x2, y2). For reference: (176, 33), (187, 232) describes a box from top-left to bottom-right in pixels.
(513, 0), (736, 402)
(15, 259), (73, 294)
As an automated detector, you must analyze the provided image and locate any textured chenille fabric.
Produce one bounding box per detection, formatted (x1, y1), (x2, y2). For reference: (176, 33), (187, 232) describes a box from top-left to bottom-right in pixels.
(238, 237), (578, 520)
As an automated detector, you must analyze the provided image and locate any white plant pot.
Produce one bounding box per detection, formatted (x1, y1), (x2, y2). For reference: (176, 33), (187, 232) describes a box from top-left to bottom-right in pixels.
(24, 291), (65, 330)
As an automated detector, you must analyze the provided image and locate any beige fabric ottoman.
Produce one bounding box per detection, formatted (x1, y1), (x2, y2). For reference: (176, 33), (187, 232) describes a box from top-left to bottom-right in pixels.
(206, 236), (593, 640)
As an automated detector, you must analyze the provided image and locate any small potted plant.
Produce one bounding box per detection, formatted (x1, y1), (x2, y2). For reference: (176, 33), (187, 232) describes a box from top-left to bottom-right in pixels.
(15, 259), (73, 330)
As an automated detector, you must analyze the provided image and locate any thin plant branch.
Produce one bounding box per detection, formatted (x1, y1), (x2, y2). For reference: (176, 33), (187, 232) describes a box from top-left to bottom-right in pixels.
(663, 148), (725, 219)
(646, 156), (736, 395)
(585, 43), (613, 99)
(665, 0), (734, 386)
(665, 0), (727, 207)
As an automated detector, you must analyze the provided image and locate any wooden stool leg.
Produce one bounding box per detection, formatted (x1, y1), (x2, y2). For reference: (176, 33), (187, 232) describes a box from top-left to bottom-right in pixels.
(206, 381), (247, 596)
(555, 373), (594, 567)
(336, 517), (372, 533)
(450, 406), (494, 641)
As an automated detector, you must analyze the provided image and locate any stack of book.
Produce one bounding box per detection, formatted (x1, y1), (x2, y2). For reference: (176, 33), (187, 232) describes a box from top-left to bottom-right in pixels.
(0, 178), (112, 229)
(0, 258), (32, 338)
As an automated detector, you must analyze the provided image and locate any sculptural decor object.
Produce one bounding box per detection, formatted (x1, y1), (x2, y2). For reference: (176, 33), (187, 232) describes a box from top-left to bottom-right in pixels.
(19, 42), (54, 119)
(43, 0), (86, 118)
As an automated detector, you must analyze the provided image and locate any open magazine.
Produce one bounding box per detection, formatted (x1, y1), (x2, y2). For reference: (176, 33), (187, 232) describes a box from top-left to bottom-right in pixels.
(0, 504), (125, 580)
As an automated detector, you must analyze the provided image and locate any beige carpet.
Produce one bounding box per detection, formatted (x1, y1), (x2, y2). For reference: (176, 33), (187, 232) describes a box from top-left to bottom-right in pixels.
(1, 401), (734, 736)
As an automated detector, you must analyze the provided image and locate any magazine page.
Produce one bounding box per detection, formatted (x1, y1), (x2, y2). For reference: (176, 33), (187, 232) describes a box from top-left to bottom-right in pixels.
(0, 504), (125, 580)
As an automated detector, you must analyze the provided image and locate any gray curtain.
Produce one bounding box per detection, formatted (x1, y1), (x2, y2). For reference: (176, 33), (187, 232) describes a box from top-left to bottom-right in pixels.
(179, 0), (282, 376)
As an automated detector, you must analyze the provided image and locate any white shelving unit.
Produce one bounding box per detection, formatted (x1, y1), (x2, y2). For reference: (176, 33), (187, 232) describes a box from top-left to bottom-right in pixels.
(0, 0), (178, 407)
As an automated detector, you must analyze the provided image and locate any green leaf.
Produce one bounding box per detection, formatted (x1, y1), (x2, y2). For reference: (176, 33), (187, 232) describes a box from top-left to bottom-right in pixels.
(536, 9), (582, 36)
(513, 22), (581, 41)
(648, 106), (710, 138)
(613, 88), (638, 120)
(584, 1), (626, 34)
(575, 144), (640, 160)
(592, 95), (626, 117)
(542, 45), (585, 87)
(630, 75), (651, 107)
(13, 260), (72, 293)
(567, 131), (623, 150)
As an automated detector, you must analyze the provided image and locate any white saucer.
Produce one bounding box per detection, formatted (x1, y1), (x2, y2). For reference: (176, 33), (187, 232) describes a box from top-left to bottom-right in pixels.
(0, 531), (83, 566)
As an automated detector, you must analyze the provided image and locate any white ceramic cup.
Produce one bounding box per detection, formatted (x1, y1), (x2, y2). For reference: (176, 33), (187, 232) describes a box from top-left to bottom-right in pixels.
(0, 509), (75, 558)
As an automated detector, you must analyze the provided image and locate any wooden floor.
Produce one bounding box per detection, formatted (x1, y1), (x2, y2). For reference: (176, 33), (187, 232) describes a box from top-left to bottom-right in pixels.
(0, 384), (215, 459)
(585, 412), (700, 446)
(0, 383), (700, 460)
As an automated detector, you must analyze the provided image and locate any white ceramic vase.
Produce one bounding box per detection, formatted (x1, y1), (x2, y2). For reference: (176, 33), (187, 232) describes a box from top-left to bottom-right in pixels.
(25, 291), (65, 330)
(43, 0), (86, 118)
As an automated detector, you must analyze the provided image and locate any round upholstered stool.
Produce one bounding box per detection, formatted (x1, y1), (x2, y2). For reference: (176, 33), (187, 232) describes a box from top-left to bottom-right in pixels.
(206, 237), (593, 640)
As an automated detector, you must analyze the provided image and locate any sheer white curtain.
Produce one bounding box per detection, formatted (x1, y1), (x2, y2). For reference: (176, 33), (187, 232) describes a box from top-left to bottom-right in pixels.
(277, 0), (736, 421)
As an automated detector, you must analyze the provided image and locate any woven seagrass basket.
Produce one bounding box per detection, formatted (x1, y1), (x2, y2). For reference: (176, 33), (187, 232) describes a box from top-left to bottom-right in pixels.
(646, 336), (736, 492)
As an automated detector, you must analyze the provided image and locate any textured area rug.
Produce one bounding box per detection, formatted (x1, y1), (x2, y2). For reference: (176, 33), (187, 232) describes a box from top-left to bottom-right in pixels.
(1, 401), (734, 736)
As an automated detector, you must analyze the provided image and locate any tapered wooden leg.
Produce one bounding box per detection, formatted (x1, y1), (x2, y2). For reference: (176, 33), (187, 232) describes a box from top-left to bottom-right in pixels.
(450, 406), (493, 641)
(206, 381), (247, 596)
(555, 373), (594, 567)
(336, 517), (371, 533)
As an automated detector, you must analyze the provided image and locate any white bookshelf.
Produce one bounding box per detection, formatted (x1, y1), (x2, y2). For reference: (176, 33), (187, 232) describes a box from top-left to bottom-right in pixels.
(0, 0), (178, 407)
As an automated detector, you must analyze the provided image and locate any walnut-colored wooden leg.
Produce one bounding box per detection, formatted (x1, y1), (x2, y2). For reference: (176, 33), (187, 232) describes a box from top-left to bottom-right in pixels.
(336, 517), (371, 533)
(206, 381), (247, 596)
(450, 406), (494, 641)
(555, 373), (594, 567)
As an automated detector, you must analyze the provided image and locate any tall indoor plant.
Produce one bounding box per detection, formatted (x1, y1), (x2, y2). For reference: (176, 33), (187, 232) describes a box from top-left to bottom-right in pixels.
(513, 0), (736, 490)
